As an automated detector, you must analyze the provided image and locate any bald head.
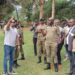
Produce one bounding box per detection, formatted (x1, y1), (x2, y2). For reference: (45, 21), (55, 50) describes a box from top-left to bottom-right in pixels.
(68, 19), (75, 27)
(48, 17), (54, 20)
(47, 17), (54, 26)
(54, 19), (60, 26)
(69, 19), (75, 22)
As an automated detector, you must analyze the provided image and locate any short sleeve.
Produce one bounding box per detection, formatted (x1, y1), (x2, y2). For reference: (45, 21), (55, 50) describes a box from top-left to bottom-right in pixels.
(4, 25), (7, 31)
(15, 28), (19, 36)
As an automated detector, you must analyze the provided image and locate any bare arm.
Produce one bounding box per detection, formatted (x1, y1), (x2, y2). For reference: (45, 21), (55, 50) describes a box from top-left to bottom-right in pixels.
(16, 35), (20, 46)
(4, 17), (14, 31)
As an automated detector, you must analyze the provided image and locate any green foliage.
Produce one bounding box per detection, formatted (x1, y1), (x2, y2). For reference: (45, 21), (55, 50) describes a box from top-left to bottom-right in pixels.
(44, 0), (52, 18)
(13, 0), (75, 21)
(17, 0), (33, 21)
(0, 0), (14, 17)
(55, 0), (75, 19)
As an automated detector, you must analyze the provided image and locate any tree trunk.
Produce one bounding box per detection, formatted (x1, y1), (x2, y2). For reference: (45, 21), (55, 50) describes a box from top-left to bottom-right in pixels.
(51, 0), (55, 19)
(32, 0), (36, 15)
(39, 0), (44, 19)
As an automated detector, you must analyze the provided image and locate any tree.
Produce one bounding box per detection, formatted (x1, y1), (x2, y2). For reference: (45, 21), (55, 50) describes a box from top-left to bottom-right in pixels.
(39, 0), (44, 19)
(0, 0), (16, 16)
(51, 0), (55, 19)
(15, 0), (75, 21)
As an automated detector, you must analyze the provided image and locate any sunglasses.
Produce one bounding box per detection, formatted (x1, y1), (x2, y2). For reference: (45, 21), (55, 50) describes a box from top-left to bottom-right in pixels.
(11, 21), (15, 23)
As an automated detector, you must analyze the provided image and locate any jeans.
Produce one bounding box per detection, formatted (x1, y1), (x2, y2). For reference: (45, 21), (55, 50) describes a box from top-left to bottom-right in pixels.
(3, 45), (14, 73)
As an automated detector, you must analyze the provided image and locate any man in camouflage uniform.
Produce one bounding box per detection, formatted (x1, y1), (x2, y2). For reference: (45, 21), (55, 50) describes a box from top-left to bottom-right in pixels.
(17, 24), (25, 60)
(36, 19), (47, 63)
(44, 18), (60, 72)
(14, 22), (25, 68)
(54, 19), (64, 68)
(13, 20), (20, 68)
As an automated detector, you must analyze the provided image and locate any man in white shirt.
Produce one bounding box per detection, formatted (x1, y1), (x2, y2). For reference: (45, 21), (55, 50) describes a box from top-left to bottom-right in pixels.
(3, 17), (18, 75)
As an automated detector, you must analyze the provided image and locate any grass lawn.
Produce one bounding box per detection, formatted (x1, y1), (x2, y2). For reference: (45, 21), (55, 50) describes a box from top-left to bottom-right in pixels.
(0, 28), (70, 75)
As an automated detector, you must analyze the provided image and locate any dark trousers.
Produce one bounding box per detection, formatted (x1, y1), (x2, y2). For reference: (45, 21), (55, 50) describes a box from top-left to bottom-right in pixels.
(72, 52), (75, 75)
(0, 25), (2, 29)
(68, 51), (74, 74)
(57, 40), (64, 64)
(65, 44), (68, 54)
(33, 37), (37, 55)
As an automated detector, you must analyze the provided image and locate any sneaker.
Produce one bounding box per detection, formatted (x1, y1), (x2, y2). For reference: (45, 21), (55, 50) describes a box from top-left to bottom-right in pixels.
(8, 71), (18, 75)
(13, 63), (20, 68)
(19, 57), (25, 60)
(3, 73), (8, 75)
(66, 72), (72, 75)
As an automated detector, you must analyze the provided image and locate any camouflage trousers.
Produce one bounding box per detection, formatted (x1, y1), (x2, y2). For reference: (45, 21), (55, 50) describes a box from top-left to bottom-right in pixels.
(37, 40), (46, 57)
(45, 41), (58, 64)
(14, 45), (24, 60)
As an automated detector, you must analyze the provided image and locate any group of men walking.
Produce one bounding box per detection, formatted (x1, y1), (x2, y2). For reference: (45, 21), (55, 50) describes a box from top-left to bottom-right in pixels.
(3, 16), (75, 75)
(31, 18), (75, 75)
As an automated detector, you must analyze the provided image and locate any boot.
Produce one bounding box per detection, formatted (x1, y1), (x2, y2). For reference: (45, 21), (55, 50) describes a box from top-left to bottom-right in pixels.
(37, 56), (41, 63)
(66, 72), (72, 75)
(44, 57), (47, 64)
(54, 63), (58, 72)
(14, 60), (20, 68)
(20, 54), (25, 60)
(44, 63), (51, 70)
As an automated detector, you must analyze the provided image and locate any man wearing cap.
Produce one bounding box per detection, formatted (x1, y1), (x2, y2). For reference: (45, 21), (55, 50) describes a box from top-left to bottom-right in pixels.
(44, 18), (60, 72)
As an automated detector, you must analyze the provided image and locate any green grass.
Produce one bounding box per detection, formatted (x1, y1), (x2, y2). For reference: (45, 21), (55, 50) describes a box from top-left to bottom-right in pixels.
(0, 29), (70, 75)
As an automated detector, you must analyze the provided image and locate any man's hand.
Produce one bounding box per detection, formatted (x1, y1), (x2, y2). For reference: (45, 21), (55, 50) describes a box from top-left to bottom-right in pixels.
(4, 17), (14, 31)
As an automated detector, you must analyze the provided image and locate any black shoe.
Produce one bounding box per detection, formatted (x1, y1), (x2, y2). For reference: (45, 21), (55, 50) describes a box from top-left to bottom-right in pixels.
(44, 57), (47, 64)
(66, 72), (72, 75)
(19, 54), (25, 60)
(37, 56), (41, 63)
(54, 63), (58, 72)
(34, 53), (37, 56)
(20, 57), (25, 60)
(20, 54), (25, 60)
(44, 63), (50, 70)
(34, 51), (37, 56)
(16, 63), (20, 67)
(14, 63), (20, 68)
(13, 60), (20, 68)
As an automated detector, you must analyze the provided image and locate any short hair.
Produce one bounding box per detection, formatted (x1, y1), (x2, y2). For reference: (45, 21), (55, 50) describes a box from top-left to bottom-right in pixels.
(39, 18), (45, 22)
(69, 19), (75, 22)
(48, 17), (54, 21)
(54, 19), (60, 23)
